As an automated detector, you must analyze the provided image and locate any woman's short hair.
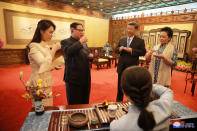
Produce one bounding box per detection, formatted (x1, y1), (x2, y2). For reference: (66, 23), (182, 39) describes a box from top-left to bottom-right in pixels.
(160, 27), (173, 38)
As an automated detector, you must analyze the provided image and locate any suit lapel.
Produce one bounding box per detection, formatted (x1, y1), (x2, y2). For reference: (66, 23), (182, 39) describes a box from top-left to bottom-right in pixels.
(123, 37), (127, 47)
(129, 36), (136, 48)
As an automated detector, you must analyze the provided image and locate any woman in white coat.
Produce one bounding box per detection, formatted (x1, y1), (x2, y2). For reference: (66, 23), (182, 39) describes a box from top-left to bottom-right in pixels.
(27, 20), (59, 106)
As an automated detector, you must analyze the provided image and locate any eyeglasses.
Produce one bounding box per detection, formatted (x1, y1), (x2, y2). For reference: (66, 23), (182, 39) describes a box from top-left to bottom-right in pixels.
(75, 29), (85, 32)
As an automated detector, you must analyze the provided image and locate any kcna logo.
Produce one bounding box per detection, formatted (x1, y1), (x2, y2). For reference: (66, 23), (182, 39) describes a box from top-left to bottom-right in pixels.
(171, 120), (195, 128)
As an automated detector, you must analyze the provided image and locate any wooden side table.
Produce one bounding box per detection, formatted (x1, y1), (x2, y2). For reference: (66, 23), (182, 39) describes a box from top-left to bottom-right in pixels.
(103, 56), (117, 67)
(92, 58), (110, 70)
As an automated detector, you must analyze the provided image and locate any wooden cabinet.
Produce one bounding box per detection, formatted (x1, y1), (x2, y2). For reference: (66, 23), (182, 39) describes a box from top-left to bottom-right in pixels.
(0, 49), (28, 66)
(0, 47), (104, 66)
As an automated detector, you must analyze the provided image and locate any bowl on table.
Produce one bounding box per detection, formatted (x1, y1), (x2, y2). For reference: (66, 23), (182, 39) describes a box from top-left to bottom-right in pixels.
(68, 112), (88, 128)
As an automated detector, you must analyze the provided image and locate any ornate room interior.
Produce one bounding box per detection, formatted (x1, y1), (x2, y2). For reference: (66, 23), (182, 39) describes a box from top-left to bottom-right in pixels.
(0, 0), (197, 131)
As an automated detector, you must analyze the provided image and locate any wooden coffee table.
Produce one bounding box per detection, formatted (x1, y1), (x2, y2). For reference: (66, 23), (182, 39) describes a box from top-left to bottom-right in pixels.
(92, 58), (110, 70)
(23, 101), (197, 131)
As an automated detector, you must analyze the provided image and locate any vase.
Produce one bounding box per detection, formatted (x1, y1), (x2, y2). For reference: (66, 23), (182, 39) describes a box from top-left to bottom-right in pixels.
(34, 99), (45, 115)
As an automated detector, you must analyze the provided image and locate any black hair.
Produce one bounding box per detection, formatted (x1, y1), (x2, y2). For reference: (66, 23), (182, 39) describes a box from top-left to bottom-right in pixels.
(27, 19), (55, 52)
(128, 22), (139, 29)
(70, 22), (83, 29)
(160, 27), (173, 38)
(30, 19), (55, 43)
(121, 66), (156, 131)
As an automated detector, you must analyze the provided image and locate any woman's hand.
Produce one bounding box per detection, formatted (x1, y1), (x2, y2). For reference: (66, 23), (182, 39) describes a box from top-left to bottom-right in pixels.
(146, 50), (157, 62)
(150, 50), (157, 55)
(154, 54), (174, 67)
(51, 42), (61, 60)
(153, 54), (165, 59)
(52, 42), (61, 51)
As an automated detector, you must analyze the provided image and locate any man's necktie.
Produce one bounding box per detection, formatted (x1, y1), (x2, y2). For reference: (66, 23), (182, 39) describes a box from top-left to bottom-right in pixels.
(127, 38), (131, 48)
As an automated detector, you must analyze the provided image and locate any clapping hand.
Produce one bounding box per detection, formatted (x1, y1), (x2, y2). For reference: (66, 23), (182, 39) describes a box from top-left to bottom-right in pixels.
(119, 46), (132, 53)
(119, 46), (125, 52)
(124, 47), (132, 53)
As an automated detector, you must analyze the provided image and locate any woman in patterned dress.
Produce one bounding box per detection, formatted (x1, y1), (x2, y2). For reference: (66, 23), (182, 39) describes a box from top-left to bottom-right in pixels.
(146, 27), (177, 87)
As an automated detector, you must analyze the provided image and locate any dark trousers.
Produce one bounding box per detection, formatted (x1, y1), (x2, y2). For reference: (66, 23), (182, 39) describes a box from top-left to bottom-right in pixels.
(66, 82), (90, 105)
(116, 73), (124, 102)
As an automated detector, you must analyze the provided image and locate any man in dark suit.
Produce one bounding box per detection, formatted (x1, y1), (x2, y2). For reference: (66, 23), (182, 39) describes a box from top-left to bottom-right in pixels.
(116, 22), (146, 102)
(60, 22), (93, 105)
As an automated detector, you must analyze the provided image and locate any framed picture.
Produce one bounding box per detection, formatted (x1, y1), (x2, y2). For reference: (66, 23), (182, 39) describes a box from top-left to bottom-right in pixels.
(178, 33), (187, 58)
(149, 33), (156, 49)
(155, 32), (160, 45)
(169, 32), (179, 49)
(141, 32), (150, 50)
(4, 9), (84, 45)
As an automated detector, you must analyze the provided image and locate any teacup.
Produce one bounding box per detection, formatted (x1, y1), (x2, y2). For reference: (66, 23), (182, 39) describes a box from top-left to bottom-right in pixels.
(108, 104), (118, 118)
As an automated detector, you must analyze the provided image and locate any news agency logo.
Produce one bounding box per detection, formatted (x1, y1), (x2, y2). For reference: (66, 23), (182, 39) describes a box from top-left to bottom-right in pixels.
(172, 120), (185, 128)
(171, 120), (195, 129)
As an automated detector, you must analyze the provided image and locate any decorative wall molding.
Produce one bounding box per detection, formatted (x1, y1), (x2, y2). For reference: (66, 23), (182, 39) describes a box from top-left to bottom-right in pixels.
(111, 12), (197, 26)
(0, 0), (110, 19)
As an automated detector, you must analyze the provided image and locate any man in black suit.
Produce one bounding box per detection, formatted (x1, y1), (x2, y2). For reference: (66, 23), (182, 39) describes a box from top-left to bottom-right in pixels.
(60, 22), (93, 105)
(116, 22), (146, 102)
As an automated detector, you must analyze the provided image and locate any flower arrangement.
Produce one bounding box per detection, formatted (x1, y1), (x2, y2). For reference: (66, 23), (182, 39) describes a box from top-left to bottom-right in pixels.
(175, 60), (192, 72)
(19, 72), (60, 101)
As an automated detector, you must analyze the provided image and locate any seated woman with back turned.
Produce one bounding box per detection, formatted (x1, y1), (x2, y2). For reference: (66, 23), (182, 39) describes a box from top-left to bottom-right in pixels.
(110, 66), (174, 131)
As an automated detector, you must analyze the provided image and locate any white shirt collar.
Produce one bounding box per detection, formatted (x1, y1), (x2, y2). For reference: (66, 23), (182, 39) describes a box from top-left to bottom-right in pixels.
(127, 35), (134, 40)
(127, 35), (134, 44)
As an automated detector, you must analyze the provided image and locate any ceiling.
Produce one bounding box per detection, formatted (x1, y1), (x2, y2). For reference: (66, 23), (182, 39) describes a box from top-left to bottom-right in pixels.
(50, 0), (197, 15)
